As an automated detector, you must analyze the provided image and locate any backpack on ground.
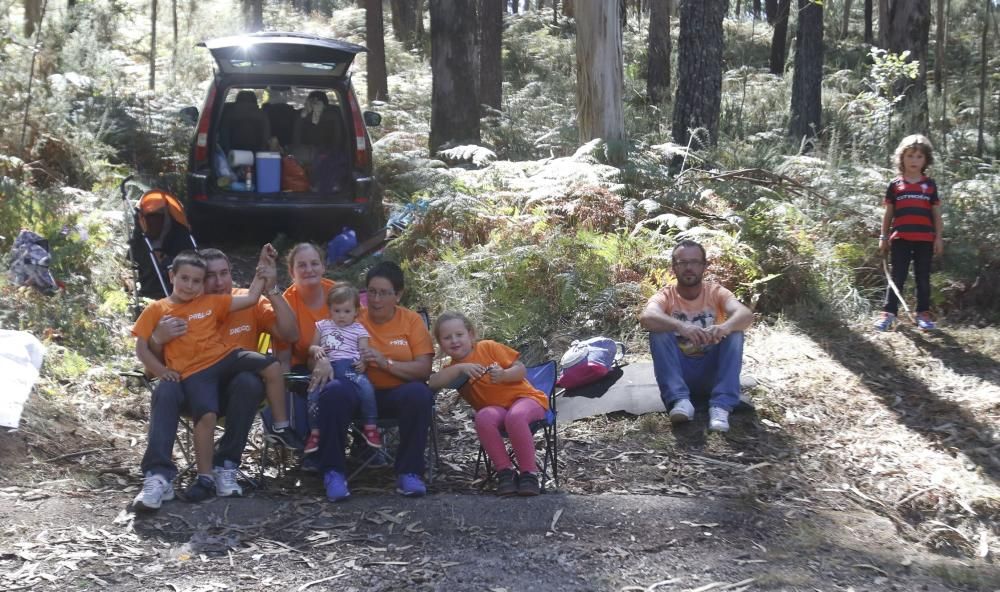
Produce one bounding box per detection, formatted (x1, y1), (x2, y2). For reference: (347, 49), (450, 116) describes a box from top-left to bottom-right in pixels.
(556, 337), (624, 390)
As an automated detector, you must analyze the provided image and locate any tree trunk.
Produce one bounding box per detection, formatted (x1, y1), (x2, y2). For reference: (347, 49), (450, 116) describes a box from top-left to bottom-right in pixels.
(479, 0), (503, 110)
(647, 0), (671, 104)
(367, 0), (389, 102)
(24, 0), (42, 37)
(242, 0), (263, 31)
(864, 0), (873, 44)
(150, 0), (157, 91)
(391, 0), (419, 47)
(765, 0), (776, 24)
(886, 0), (931, 133)
(172, 0), (178, 83)
(576, 0), (626, 163)
(841, 0), (853, 39)
(415, 0), (426, 48)
(789, 0), (824, 141)
(563, 0), (573, 18)
(510, 0), (518, 13)
(933, 0), (945, 93)
(768, 0), (790, 75)
(672, 0), (728, 147)
(975, 0), (989, 156)
(878, 0), (888, 47)
(429, 0), (481, 153)
(753, 0), (761, 19)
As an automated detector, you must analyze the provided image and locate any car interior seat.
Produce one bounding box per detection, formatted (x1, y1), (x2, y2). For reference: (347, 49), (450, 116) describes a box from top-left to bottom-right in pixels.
(219, 90), (272, 152)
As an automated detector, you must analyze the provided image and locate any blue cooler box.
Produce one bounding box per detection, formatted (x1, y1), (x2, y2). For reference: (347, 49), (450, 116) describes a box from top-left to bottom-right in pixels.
(255, 152), (281, 193)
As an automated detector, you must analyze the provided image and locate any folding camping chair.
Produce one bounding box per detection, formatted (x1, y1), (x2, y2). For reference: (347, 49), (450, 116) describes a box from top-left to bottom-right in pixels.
(472, 360), (560, 493)
(119, 176), (197, 317)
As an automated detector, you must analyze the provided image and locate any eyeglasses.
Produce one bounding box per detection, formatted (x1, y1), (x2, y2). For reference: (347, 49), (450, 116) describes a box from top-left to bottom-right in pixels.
(672, 259), (706, 268)
(367, 289), (396, 299)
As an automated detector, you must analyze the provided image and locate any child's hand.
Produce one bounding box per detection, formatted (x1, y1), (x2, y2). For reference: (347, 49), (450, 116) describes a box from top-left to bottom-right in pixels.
(878, 238), (889, 255)
(487, 363), (503, 382)
(352, 359), (366, 373)
(309, 345), (326, 361)
(158, 368), (181, 382)
(258, 243), (278, 266)
(458, 363), (488, 381)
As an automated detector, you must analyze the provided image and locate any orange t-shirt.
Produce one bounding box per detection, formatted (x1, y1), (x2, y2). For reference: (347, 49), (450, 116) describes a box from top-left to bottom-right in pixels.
(276, 278), (338, 367)
(132, 294), (235, 378)
(646, 282), (737, 356)
(221, 288), (276, 352)
(449, 340), (548, 411)
(359, 306), (434, 390)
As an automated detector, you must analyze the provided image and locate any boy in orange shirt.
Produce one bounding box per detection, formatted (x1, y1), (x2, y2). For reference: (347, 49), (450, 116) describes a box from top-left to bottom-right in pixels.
(132, 249), (300, 504)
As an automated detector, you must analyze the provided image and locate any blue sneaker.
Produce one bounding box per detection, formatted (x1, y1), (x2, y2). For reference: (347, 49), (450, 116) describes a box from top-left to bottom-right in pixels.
(396, 473), (426, 497)
(874, 312), (896, 331)
(916, 312), (937, 331)
(324, 470), (350, 502)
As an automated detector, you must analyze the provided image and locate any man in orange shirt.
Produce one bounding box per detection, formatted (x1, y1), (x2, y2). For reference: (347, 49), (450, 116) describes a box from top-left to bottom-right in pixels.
(133, 247), (299, 511)
(639, 240), (753, 433)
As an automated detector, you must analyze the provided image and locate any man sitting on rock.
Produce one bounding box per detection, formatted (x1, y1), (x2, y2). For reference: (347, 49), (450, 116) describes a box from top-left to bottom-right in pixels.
(639, 239), (753, 432)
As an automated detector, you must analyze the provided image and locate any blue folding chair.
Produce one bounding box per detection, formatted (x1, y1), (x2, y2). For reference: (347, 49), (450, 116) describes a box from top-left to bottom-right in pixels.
(472, 360), (560, 493)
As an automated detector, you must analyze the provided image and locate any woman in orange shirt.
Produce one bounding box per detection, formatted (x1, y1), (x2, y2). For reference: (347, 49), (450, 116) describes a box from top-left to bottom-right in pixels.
(304, 260), (434, 502)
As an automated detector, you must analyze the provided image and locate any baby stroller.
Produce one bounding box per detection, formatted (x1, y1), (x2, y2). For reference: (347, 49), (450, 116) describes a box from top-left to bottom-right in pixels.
(120, 176), (197, 317)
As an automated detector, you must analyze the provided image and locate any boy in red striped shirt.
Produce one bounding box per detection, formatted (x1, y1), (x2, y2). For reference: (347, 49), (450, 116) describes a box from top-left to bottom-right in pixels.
(875, 134), (944, 331)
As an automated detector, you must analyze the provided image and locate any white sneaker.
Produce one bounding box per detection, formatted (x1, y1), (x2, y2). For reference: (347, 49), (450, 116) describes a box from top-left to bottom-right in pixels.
(132, 473), (174, 511)
(709, 407), (730, 432)
(669, 399), (694, 423)
(213, 462), (243, 497)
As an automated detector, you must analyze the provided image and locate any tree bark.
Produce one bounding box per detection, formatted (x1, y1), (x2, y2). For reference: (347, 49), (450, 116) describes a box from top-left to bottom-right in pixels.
(391, 0), (419, 48)
(242, 0), (263, 31)
(479, 0), (504, 110)
(753, 0), (761, 19)
(878, 0), (888, 47)
(150, 0), (157, 91)
(563, 0), (573, 18)
(647, 0), (671, 105)
(886, 0), (931, 133)
(841, 0), (853, 39)
(576, 0), (626, 163)
(789, 0), (824, 141)
(765, 0), (776, 24)
(367, 0), (389, 102)
(510, 0), (518, 13)
(975, 0), (989, 156)
(672, 0), (728, 147)
(768, 0), (790, 75)
(934, 0), (945, 93)
(24, 0), (42, 37)
(429, 0), (481, 153)
(864, 0), (873, 44)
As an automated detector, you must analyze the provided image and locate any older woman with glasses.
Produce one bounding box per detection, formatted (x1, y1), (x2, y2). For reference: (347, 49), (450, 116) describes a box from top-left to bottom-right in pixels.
(307, 260), (435, 502)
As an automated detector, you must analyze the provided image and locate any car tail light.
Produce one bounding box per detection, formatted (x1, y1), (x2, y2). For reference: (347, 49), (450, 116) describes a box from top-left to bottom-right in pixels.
(347, 88), (370, 169)
(192, 83), (217, 165)
(191, 193), (208, 201)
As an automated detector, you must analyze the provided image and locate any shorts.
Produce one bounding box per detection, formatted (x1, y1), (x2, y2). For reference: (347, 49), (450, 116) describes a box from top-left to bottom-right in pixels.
(181, 349), (275, 420)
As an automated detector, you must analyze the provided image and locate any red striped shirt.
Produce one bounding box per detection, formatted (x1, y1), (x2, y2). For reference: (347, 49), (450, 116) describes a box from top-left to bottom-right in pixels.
(885, 176), (939, 242)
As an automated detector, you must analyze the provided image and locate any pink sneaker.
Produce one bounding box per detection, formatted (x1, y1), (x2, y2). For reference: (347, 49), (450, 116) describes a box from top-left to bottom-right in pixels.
(362, 425), (382, 448)
(303, 432), (320, 454)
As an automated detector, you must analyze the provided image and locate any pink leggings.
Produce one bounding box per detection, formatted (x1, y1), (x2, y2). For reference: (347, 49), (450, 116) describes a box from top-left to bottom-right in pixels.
(474, 397), (547, 474)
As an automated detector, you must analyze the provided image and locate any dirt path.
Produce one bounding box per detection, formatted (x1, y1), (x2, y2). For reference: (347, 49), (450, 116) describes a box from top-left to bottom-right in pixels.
(1, 485), (992, 591)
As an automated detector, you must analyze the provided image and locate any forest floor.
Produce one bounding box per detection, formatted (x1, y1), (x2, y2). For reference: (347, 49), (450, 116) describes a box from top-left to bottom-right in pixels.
(2, 318), (998, 590)
(2, 252), (999, 591)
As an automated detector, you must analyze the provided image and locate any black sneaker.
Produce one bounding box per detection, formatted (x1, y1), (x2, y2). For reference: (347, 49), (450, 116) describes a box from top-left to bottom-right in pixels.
(183, 475), (216, 503)
(267, 425), (304, 450)
(518, 472), (540, 496)
(496, 469), (519, 497)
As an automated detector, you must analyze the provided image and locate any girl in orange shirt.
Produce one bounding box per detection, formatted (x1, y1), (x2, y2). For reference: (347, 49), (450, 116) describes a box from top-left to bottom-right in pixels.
(429, 312), (548, 497)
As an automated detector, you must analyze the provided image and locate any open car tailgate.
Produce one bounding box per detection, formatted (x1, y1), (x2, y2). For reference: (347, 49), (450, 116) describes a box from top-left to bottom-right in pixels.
(201, 32), (366, 78)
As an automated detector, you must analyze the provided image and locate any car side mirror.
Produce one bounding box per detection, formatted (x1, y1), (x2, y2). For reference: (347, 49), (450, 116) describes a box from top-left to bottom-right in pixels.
(363, 111), (381, 127)
(179, 106), (199, 125)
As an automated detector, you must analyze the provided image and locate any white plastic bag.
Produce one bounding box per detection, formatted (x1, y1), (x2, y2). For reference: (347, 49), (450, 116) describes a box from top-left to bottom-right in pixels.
(0, 330), (46, 428)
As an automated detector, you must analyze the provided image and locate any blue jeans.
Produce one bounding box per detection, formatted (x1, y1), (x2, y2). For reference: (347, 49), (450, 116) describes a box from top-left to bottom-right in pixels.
(315, 379), (433, 476)
(307, 360), (377, 430)
(649, 331), (744, 412)
(140, 372), (265, 480)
